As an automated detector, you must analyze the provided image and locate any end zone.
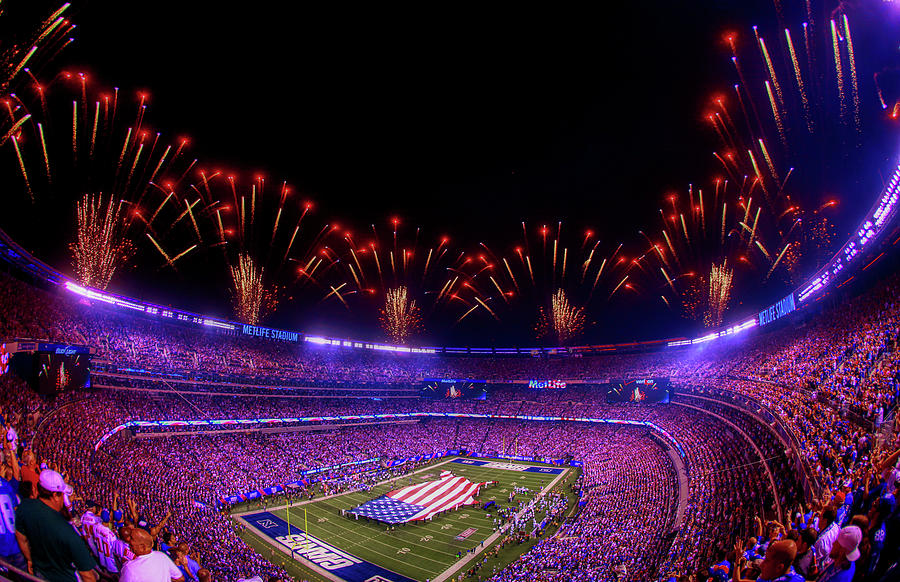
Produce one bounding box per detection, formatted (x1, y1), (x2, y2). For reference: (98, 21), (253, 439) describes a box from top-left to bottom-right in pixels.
(449, 458), (565, 474)
(239, 511), (417, 582)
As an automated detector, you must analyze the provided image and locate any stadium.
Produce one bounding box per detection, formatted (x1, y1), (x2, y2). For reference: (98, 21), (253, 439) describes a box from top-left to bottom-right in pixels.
(1, 1), (900, 582)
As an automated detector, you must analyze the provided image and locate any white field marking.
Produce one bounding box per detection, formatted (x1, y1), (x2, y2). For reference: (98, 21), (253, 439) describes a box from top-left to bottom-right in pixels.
(283, 509), (457, 562)
(432, 467), (571, 582)
(232, 457), (458, 517)
(241, 512), (441, 580)
(234, 457), (565, 580)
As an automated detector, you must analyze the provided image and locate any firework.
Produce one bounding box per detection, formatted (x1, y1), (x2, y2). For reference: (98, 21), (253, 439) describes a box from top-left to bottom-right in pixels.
(379, 286), (423, 343)
(8, 64), (331, 321)
(230, 252), (276, 325)
(70, 193), (133, 289)
(189, 172), (330, 323)
(472, 222), (632, 339)
(670, 0), (862, 321)
(322, 217), (482, 329)
(715, 2), (863, 200)
(7, 72), (202, 285)
(535, 289), (586, 344)
(0, 3), (73, 92)
(0, 3), (74, 199)
(704, 260), (733, 328)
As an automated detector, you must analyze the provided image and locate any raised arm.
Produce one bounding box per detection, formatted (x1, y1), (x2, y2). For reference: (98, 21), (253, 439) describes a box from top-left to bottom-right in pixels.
(732, 539), (753, 582)
(878, 445), (900, 473)
(3, 439), (19, 482)
(127, 497), (140, 526)
(149, 509), (173, 539)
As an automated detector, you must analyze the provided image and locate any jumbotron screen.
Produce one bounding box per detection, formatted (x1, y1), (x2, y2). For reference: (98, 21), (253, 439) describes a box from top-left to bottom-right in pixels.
(606, 378), (671, 404)
(36, 353), (90, 394)
(421, 379), (488, 400)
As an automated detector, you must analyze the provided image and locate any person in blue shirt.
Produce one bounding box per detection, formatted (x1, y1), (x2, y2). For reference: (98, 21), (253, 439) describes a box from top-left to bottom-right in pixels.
(743, 537), (763, 561)
(818, 525), (862, 582)
(793, 528), (818, 579)
(0, 439), (25, 572)
(868, 516), (887, 577)
(732, 538), (803, 582)
(171, 543), (201, 582)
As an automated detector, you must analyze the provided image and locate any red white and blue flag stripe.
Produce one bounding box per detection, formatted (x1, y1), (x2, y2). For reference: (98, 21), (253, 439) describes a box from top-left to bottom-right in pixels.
(348, 471), (489, 524)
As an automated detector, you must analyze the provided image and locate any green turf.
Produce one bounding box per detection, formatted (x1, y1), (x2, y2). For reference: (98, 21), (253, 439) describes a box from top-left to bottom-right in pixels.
(234, 457), (577, 582)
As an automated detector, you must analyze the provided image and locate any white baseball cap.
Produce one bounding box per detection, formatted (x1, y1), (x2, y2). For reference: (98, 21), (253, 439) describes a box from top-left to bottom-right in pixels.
(38, 469), (73, 507)
(835, 525), (862, 562)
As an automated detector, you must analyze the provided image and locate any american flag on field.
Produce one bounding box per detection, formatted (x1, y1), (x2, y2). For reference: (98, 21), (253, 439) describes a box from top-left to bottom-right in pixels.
(348, 471), (491, 524)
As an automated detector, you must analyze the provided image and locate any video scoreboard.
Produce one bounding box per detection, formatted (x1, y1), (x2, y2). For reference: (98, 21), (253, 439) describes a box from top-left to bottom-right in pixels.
(606, 378), (672, 404)
(421, 379), (488, 400)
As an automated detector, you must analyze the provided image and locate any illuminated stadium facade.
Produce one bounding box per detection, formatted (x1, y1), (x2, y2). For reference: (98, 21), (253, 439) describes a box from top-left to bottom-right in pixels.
(0, 154), (897, 578)
(3, 2), (900, 582)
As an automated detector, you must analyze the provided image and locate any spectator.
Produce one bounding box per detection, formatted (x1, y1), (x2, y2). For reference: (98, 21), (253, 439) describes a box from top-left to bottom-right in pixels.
(732, 539), (802, 582)
(13, 469), (96, 582)
(120, 528), (184, 582)
(792, 528), (817, 578)
(818, 525), (862, 582)
(0, 441), (25, 572)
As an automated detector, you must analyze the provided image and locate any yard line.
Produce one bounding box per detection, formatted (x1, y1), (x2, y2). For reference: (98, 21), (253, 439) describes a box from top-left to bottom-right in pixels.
(432, 467), (570, 582)
(233, 457), (458, 517)
(285, 504), (458, 562)
(234, 457), (569, 581)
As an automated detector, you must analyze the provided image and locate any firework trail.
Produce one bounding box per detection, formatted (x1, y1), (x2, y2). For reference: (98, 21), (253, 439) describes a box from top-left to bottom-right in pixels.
(379, 286), (424, 344)
(705, 259), (733, 328)
(70, 193), (133, 289)
(784, 28), (812, 131)
(192, 172), (329, 324)
(322, 217), (481, 333)
(230, 252), (276, 326)
(830, 18), (847, 123)
(841, 14), (859, 129)
(535, 289), (586, 345)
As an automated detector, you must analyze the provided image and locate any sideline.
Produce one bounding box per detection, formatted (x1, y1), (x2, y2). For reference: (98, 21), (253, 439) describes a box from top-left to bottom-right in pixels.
(431, 467), (570, 582)
(234, 458), (456, 582)
(234, 457), (569, 582)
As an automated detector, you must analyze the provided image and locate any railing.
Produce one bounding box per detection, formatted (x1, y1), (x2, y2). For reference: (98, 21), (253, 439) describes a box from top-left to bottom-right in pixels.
(677, 383), (823, 501)
(0, 556), (53, 582)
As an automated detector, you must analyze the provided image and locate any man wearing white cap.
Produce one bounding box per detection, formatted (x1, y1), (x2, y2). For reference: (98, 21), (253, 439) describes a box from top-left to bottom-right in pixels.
(817, 525), (861, 582)
(13, 469), (97, 582)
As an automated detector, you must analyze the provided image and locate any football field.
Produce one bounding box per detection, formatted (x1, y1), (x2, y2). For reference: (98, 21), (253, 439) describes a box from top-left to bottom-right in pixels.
(233, 457), (578, 582)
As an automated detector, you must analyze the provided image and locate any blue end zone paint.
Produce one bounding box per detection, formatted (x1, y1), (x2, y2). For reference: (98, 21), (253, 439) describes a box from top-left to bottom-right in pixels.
(243, 511), (417, 582)
(449, 458), (564, 474)
(523, 466), (564, 475)
(450, 458), (489, 467)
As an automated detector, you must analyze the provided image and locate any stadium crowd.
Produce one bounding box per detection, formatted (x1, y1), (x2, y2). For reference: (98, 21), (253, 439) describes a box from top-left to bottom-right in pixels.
(0, 268), (899, 581)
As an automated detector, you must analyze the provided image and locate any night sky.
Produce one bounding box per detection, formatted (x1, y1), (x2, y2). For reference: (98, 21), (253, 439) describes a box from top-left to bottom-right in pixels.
(3, 0), (900, 346)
